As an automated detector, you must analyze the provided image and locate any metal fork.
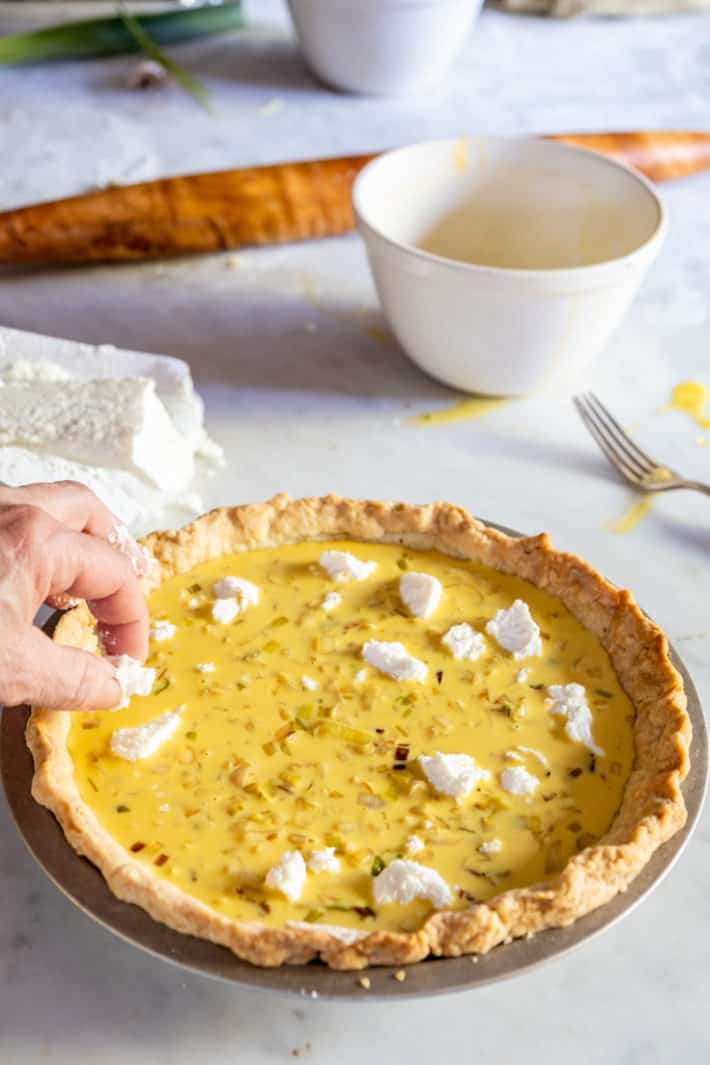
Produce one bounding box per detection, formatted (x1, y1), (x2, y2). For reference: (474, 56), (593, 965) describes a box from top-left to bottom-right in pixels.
(573, 391), (710, 497)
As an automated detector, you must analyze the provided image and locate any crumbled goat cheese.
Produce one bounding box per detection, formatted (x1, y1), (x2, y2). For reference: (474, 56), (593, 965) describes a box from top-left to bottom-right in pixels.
(406, 835), (425, 855)
(517, 667), (531, 683)
(211, 598), (239, 625)
(546, 683), (605, 757)
(107, 522), (154, 577)
(419, 752), (490, 798)
(362, 640), (427, 682)
(0, 359), (71, 383)
(195, 662), (215, 673)
(212, 576), (260, 608)
(107, 654), (156, 709)
(399, 572), (443, 619)
(110, 708), (182, 761)
(372, 860), (452, 909)
(265, 851), (307, 902)
(301, 675), (319, 691)
(187, 597), (200, 609)
(354, 669), (367, 684)
(485, 600), (542, 659)
(500, 766), (539, 795)
(516, 745), (550, 768)
(319, 550), (376, 582)
(307, 848), (340, 874)
(321, 591), (342, 611)
(479, 839), (503, 855)
(442, 623), (485, 661)
(150, 620), (176, 642)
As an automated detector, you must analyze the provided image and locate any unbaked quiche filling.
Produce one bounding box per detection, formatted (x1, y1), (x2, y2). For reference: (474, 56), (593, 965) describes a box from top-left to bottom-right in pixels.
(68, 541), (635, 934)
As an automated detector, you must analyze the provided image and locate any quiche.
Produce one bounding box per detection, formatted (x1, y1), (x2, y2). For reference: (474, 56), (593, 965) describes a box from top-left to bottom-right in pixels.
(27, 495), (690, 970)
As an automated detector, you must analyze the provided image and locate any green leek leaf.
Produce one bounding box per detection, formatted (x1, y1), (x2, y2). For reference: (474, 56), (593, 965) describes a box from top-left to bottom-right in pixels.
(119, 9), (211, 111)
(0, 3), (243, 65)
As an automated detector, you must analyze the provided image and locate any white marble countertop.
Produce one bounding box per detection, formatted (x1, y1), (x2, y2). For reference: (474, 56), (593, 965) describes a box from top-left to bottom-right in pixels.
(2, 2), (710, 1061)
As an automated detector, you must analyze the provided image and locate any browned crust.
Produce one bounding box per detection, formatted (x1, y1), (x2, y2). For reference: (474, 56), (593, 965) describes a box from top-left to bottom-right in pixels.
(26, 495), (690, 970)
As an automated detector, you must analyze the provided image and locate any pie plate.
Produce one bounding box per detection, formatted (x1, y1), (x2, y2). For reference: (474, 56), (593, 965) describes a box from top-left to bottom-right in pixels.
(1, 521), (706, 1000)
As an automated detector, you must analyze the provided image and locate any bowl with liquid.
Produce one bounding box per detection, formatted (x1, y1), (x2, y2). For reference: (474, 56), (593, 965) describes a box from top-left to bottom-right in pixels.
(352, 136), (666, 395)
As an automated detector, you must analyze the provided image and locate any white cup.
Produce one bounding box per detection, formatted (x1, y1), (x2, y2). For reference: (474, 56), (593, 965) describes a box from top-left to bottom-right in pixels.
(353, 136), (666, 396)
(286, 0), (481, 96)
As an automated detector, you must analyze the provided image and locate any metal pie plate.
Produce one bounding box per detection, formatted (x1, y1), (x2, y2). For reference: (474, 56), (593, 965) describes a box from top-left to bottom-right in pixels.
(1, 521), (707, 1000)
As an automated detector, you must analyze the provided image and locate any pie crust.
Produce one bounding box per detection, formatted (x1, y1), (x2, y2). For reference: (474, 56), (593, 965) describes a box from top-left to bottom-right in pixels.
(27, 495), (691, 970)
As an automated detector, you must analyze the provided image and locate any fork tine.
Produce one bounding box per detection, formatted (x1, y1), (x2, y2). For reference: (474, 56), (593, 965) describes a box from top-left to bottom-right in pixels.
(575, 394), (650, 478)
(573, 398), (645, 485)
(584, 392), (658, 474)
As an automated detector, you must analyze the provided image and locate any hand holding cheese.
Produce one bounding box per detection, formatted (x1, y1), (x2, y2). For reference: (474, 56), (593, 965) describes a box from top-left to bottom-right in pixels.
(0, 481), (149, 710)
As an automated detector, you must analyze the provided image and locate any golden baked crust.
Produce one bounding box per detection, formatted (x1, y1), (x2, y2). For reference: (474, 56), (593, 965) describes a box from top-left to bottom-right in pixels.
(27, 495), (690, 969)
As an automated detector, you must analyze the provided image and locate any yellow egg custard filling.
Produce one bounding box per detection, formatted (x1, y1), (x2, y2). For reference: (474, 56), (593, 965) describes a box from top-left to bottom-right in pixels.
(67, 539), (635, 935)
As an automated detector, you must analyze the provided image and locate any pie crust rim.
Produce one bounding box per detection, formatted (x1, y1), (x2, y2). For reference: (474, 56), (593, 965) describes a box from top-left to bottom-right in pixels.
(26, 494), (691, 970)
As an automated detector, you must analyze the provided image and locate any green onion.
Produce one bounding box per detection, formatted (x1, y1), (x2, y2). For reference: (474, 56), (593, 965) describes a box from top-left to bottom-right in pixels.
(0, 4), (243, 69)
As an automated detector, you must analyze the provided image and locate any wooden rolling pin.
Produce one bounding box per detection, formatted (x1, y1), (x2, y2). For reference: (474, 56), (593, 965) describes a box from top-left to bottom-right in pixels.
(0, 131), (708, 266)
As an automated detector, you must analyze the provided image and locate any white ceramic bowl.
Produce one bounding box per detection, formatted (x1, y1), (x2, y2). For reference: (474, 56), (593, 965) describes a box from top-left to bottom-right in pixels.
(286, 0), (481, 96)
(353, 136), (666, 395)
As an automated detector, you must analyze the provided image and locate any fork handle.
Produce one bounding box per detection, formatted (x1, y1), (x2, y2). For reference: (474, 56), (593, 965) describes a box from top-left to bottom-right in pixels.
(684, 481), (710, 497)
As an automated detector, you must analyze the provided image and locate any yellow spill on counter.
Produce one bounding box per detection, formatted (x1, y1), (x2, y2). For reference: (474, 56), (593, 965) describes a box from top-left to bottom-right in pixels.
(608, 496), (653, 534)
(410, 396), (508, 427)
(454, 138), (468, 174)
(665, 381), (710, 429)
(367, 326), (394, 347)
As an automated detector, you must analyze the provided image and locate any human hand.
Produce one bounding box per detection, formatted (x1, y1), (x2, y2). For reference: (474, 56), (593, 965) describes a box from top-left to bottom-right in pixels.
(0, 481), (150, 711)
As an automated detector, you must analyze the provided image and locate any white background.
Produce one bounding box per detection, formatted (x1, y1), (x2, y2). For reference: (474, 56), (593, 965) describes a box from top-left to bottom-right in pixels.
(1, 1), (710, 1061)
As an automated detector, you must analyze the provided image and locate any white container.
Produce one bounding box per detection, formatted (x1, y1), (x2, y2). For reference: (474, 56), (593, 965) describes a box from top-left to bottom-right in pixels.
(353, 136), (666, 396)
(286, 0), (480, 96)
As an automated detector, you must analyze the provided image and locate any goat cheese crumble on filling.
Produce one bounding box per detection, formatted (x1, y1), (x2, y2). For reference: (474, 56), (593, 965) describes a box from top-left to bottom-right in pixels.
(406, 835), (425, 855)
(307, 847), (340, 874)
(212, 576), (260, 608)
(362, 640), (427, 682)
(149, 619), (176, 642)
(500, 766), (539, 796)
(107, 655), (156, 709)
(442, 623), (485, 661)
(419, 752), (490, 798)
(301, 675), (319, 691)
(265, 851), (307, 902)
(211, 597), (240, 625)
(372, 860), (452, 909)
(479, 839), (503, 855)
(195, 662), (216, 673)
(110, 708), (182, 761)
(319, 550), (376, 582)
(321, 591), (342, 611)
(399, 572), (443, 619)
(546, 683), (605, 757)
(485, 599), (542, 659)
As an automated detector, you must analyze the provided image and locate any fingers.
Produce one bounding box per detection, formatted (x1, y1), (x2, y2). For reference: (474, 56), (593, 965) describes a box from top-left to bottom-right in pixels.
(49, 529), (150, 661)
(0, 506), (149, 661)
(0, 627), (121, 710)
(0, 480), (117, 539)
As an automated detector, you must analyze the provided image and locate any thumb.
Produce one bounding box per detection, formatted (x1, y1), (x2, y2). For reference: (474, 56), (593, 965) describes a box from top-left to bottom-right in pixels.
(9, 627), (122, 711)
